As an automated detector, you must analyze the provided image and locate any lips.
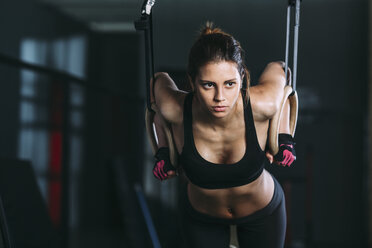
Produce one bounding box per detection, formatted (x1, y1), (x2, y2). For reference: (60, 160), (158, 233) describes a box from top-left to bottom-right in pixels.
(213, 106), (227, 112)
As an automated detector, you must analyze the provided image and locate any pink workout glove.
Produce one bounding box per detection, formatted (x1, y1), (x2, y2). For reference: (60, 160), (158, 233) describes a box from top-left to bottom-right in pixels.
(273, 134), (296, 167)
(153, 147), (176, 181)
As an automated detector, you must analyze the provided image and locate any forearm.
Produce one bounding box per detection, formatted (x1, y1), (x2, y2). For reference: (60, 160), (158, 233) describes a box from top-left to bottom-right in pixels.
(153, 113), (168, 147)
(152, 108), (178, 181)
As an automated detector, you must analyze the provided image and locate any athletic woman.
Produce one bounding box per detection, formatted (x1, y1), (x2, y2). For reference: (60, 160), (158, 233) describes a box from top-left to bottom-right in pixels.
(151, 23), (295, 248)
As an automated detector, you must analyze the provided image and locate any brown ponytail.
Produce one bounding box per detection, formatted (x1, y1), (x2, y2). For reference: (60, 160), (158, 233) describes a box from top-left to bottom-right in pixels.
(199, 21), (228, 36)
(243, 67), (251, 105)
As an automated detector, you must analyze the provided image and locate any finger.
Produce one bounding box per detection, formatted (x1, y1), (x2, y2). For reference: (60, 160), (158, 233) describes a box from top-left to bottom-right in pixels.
(283, 149), (293, 164)
(155, 166), (163, 180)
(167, 170), (176, 176)
(287, 155), (295, 167)
(281, 154), (289, 166)
(158, 163), (167, 180)
(153, 168), (161, 180)
(156, 160), (167, 180)
(161, 163), (170, 180)
(161, 167), (170, 180)
(161, 171), (168, 180)
(156, 163), (166, 180)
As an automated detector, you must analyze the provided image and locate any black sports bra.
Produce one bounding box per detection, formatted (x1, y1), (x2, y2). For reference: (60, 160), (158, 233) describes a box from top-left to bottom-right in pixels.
(179, 91), (266, 189)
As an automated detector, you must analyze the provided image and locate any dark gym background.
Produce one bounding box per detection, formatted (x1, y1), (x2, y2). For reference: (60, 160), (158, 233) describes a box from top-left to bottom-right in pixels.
(0, 0), (370, 247)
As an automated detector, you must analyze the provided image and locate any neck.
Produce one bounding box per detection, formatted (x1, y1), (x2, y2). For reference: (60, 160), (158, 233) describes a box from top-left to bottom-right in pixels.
(193, 94), (241, 130)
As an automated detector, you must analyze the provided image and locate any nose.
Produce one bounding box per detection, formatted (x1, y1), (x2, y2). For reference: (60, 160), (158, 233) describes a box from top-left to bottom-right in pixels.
(213, 87), (225, 102)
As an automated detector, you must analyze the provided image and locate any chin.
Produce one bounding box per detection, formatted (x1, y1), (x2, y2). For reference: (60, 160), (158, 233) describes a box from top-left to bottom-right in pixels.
(210, 110), (229, 118)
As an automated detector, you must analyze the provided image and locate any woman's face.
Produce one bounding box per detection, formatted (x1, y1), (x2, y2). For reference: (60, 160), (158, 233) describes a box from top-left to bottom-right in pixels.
(194, 61), (242, 119)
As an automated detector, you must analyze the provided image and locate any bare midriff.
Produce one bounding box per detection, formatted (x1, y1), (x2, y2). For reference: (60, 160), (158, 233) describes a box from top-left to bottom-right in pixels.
(187, 169), (274, 219)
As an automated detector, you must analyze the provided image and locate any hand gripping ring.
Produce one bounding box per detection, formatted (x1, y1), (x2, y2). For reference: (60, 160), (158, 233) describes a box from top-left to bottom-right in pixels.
(267, 85), (298, 155)
(145, 103), (178, 168)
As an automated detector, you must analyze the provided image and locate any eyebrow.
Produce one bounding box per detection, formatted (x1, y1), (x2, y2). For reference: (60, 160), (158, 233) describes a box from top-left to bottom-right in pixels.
(199, 78), (237, 83)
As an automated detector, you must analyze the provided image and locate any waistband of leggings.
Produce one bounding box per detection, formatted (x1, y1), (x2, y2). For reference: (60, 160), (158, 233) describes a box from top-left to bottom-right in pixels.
(183, 175), (284, 225)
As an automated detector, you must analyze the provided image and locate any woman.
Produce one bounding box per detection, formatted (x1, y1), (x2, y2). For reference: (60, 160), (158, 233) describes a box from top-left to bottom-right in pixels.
(151, 23), (295, 248)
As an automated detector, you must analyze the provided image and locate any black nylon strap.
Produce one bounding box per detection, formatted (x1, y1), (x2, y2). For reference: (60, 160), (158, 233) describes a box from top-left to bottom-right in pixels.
(135, 0), (156, 111)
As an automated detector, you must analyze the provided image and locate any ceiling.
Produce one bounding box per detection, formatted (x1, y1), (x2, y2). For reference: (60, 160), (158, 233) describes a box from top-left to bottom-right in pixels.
(36, 0), (319, 32)
(37, 0), (144, 31)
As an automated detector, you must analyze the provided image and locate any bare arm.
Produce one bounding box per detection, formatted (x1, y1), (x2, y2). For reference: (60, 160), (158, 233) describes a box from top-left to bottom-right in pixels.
(150, 73), (181, 178)
(150, 72), (186, 124)
(153, 113), (168, 147)
(250, 62), (287, 121)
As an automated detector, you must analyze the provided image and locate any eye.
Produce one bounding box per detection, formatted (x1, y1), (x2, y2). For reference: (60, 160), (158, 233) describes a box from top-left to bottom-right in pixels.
(202, 82), (214, 88)
(226, 82), (236, 87)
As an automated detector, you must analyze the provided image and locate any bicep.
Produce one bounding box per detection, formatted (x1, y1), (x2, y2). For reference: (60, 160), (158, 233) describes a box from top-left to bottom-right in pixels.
(250, 62), (287, 120)
(153, 73), (186, 124)
(250, 86), (278, 121)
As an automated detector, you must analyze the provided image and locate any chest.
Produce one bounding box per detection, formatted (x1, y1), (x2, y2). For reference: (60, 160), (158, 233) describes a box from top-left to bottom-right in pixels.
(173, 118), (267, 161)
(193, 121), (247, 164)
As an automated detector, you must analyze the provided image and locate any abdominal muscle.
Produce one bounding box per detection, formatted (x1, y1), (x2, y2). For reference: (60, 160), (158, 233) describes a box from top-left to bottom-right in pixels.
(186, 169), (274, 219)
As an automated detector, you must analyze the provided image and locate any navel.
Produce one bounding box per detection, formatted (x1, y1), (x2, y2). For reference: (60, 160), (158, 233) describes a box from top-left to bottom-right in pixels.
(227, 207), (235, 215)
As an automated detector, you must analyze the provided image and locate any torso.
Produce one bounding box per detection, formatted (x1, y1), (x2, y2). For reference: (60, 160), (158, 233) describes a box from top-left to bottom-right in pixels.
(172, 90), (274, 219)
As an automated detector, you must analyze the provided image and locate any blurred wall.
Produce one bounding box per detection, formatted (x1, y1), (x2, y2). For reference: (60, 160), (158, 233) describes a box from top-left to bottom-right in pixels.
(0, 2), (86, 248)
(0, 0), (85, 160)
(80, 31), (146, 241)
(0, 1), (144, 247)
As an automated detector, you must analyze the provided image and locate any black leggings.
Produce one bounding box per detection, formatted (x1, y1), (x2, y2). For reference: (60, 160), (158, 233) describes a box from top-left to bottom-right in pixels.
(179, 176), (286, 248)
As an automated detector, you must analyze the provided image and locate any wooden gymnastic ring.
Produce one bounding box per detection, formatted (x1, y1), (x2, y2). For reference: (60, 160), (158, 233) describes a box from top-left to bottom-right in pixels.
(288, 91), (298, 137)
(145, 103), (179, 168)
(268, 85), (298, 155)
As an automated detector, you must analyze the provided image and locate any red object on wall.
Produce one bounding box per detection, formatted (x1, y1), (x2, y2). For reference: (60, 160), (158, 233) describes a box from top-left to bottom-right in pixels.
(48, 82), (64, 227)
